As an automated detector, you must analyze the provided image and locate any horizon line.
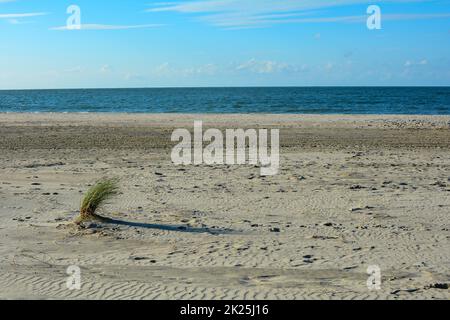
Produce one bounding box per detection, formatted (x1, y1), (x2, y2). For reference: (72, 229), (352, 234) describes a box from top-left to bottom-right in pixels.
(1, 85), (450, 91)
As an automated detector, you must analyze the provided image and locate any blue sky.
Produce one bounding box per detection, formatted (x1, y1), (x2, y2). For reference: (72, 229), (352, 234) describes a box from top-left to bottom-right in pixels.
(1, 0), (450, 89)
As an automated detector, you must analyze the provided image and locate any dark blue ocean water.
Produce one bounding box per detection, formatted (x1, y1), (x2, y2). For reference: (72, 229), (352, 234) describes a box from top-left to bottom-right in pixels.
(1, 87), (450, 114)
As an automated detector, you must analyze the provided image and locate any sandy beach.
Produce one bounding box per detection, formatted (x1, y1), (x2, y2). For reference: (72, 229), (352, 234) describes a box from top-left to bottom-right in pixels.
(0, 113), (449, 300)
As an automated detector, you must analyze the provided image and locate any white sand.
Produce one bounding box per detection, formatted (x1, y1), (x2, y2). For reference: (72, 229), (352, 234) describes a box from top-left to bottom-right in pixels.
(0, 113), (449, 300)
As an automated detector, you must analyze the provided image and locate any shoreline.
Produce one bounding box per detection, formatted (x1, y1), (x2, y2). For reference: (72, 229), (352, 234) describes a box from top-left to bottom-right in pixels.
(1, 112), (450, 127)
(3, 112), (450, 117)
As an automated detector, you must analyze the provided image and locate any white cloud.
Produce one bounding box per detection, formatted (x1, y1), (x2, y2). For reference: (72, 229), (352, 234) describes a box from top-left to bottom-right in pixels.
(0, 12), (48, 25)
(124, 72), (145, 81)
(149, 0), (366, 13)
(383, 13), (450, 21)
(151, 59), (308, 77)
(0, 11), (48, 24)
(405, 59), (429, 67)
(147, 0), (450, 28)
(64, 66), (83, 73)
(50, 23), (164, 31)
(0, 12), (48, 18)
(324, 62), (334, 71)
(235, 58), (308, 74)
(100, 65), (112, 73)
(152, 62), (218, 77)
(236, 59), (290, 74)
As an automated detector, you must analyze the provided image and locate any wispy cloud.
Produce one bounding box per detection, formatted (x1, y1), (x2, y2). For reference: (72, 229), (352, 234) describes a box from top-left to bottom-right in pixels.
(152, 59), (309, 77)
(148, 0), (366, 13)
(0, 12), (48, 19)
(100, 64), (112, 73)
(383, 12), (450, 21)
(0, 12), (48, 26)
(0, 11), (48, 24)
(50, 23), (164, 31)
(147, 0), (450, 28)
(404, 59), (428, 67)
(152, 62), (219, 77)
(235, 58), (305, 74)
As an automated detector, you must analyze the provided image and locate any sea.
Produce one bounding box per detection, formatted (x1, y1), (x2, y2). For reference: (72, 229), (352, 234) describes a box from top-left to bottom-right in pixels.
(1, 87), (450, 114)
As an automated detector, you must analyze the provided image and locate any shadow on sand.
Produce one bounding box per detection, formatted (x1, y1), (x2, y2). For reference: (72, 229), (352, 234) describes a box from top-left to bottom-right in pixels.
(97, 216), (234, 235)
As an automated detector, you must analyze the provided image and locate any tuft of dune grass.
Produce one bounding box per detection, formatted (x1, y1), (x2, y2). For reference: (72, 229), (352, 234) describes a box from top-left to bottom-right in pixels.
(76, 178), (119, 224)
